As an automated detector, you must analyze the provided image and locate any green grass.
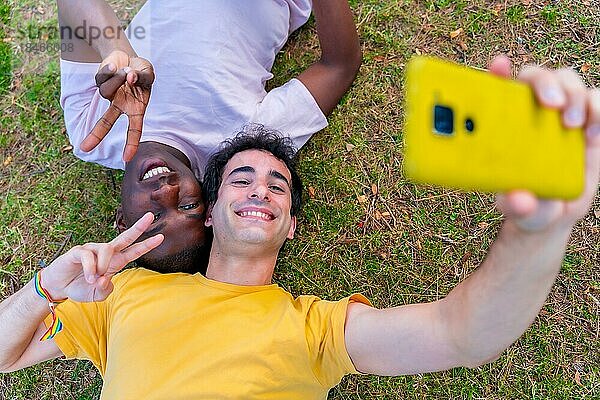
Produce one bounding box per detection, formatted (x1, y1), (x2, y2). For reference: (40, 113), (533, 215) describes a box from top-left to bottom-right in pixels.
(506, 4), (527, 24)
(0, 0), (11, 94)
(2, 0), (600, 399)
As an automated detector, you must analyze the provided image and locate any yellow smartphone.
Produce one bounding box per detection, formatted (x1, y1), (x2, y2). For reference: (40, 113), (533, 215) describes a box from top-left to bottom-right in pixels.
(403, 56), (585, 199)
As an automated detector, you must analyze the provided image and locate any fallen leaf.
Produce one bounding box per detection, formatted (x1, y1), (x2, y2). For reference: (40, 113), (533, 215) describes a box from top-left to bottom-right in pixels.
(574, 370), (582, 386)
(3, 156), (12, 167)
(416, 239), (422, 250)
(373, 55), (385, 62)
(460, 251), (472, 265)
(459, 41), (468, 51)
(381, 211), (391, 218)
(449, 27), (463, 39)
(478, 222), (489, 229)
(415, 48), (422, 56)
(374, 210), (383, 220)
(581, 63), (591, 73)
(308, 186), (316, 199)
(357, 195), (367, 204)
(371, 184), (378, 196)
(345, 143), (355, 152)
(61, 144), (73, 153)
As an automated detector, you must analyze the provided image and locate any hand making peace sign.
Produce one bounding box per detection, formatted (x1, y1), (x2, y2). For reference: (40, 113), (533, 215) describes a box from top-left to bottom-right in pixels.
(79, 50), (155, 162)
(40, 212), (163, 303)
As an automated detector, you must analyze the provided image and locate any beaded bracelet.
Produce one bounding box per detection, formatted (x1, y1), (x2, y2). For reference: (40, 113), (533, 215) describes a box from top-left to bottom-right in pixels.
(33, 270), (66, 341)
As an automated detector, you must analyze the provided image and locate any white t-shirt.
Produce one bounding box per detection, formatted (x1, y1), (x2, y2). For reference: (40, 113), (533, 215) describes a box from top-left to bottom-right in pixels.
(60, 0), (327, 178)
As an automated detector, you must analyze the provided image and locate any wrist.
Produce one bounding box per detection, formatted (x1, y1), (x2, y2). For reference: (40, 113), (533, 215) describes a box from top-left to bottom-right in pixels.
(32, 270), (66, 341)
(35, 269), (68, 302)
(99, 45), (137, 62)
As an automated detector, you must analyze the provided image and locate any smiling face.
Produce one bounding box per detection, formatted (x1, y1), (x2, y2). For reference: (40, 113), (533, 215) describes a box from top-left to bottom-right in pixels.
(118, 142), (206, 268)
(205, 149), (296, 253)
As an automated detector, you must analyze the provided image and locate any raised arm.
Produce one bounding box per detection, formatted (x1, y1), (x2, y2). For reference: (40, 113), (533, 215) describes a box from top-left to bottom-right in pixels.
(58, 0), (137, 62)
(344, 57), (600, 375)
(0, 213), (162, 373)
(58, 0), (155, 162)
(296, 0), (362, 116)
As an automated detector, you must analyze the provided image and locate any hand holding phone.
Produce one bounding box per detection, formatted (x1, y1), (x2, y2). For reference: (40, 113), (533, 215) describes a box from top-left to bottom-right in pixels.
(403, 56), (585, 199)
(404, 55), (600, 234)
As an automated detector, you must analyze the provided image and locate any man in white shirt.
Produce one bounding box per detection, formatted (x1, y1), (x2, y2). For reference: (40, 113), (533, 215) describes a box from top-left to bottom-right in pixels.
(57, 0), (361, 273)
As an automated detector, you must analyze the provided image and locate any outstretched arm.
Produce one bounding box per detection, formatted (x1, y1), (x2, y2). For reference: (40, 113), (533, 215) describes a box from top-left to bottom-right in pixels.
(345, 57), (600, 375)
(297, 0), (362, 116)
(0, 213), (163, 373)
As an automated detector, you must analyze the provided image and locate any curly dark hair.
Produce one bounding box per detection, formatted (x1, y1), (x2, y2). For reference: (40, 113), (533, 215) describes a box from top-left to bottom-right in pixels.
(202, 125), (303, 217)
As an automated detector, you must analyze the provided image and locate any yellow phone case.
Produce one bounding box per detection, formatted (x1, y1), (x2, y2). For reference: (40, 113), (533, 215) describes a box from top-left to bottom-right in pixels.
(403, 56), (585, 199)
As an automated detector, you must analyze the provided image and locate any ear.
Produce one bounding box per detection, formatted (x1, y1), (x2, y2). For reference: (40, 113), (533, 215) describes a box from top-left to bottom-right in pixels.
(287, 216), (297, 240)
(115, 207), (127, 233)
(204, 205), (214, 227)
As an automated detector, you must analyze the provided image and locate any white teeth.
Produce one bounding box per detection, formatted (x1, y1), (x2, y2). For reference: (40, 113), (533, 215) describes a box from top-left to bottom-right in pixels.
(239, 211), (271, 220)
(142, 166), (171, 180)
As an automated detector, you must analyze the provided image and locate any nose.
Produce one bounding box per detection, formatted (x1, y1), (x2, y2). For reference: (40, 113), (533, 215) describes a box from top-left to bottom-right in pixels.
(150, 176), (179, 204)
(248, 181), (270, 202)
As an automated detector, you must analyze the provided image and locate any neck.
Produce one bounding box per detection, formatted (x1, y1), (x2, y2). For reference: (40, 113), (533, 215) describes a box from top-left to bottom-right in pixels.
(205, 243), (279, 286)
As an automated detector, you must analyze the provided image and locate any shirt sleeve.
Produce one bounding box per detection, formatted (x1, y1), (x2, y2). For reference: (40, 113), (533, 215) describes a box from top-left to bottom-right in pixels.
(286, 0), (313, 33)
(249, 78), (328, 152)
(304, 293), (371, 388)
(46, 298), (110, 374)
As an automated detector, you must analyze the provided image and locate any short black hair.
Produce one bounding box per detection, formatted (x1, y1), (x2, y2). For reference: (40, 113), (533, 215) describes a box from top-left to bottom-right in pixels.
(203, 124), (303, 216)
(135, 232), (212, 274)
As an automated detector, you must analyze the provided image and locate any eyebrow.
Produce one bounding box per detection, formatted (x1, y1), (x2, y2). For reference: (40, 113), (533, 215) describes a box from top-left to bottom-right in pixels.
(269, 170), (290, 187)
(228, 165), (290, 187)
(229, 166), (255, 176)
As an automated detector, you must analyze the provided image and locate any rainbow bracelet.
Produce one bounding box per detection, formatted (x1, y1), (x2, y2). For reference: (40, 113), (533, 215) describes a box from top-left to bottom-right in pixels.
(33, 270), (65, 341)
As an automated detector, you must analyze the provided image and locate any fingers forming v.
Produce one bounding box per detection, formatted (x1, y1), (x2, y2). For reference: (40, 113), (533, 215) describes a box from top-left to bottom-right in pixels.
(80, 105), (123, 152)
(119, 234), (165, 266)
(110, 212), (155, 251)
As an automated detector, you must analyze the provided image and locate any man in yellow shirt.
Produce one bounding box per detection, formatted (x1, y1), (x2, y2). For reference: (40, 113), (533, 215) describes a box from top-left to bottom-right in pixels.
(1, 57), (599, 398)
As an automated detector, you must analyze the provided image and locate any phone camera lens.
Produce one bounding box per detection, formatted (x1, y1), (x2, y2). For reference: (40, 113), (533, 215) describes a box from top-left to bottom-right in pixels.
(465, 118), (475, 133)
(434, 105), (454, 135)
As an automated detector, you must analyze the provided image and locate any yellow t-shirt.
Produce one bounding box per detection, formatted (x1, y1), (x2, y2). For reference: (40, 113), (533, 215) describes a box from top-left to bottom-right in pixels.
(49, 268), (370, 399)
